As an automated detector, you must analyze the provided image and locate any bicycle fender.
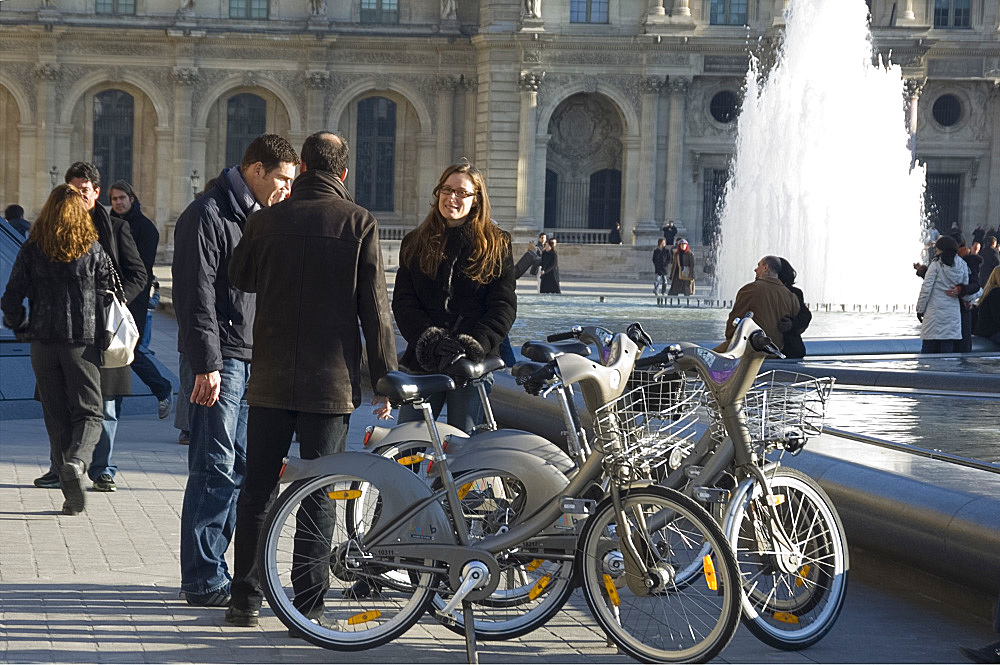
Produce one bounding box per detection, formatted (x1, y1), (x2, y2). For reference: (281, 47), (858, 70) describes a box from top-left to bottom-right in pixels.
(370, 420), (469, 447)
(720, 462), (781, 541)
(448, 429), (576, 475)
(448, 447), (571, 518)
(280, 452), (456, 546)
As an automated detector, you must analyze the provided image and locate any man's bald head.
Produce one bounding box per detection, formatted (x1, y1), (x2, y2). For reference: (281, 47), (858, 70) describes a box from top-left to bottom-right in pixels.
(301, 131), (349, 178)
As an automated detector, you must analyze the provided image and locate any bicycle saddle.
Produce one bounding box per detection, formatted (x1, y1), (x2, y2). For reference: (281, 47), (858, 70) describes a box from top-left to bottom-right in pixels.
(521, 339), (592, 363)
(449, 356), (505, 381)
(376, 371), (456, 406)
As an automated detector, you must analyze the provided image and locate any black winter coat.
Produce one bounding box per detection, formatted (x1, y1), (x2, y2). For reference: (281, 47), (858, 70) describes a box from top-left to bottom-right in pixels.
(172, 168), (257, 375)
(652, 247), (670, 275)
(979, 246), (999, 286)
(393, 223), (516, 372)
(1, 241), (111, 343)
(230, 169), (397, 414)
(781, 286), (812, 359)
(974, 289), (1000, 339)
(92, 204), (146, 396)
(119, 202), (159, 339)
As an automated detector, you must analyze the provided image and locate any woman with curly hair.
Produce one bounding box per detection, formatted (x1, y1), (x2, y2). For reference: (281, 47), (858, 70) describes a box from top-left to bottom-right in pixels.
(392, 160), (516, 433)
(1, 185), (112, 515)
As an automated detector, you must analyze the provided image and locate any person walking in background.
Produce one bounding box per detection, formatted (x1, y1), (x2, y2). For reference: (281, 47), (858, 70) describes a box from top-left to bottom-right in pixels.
(776, 257), (812, 359)
(1, 185), (112, 515)
(669, 238), (696, 296)
(973, 266), (1000, 346)
(652, 237), (670, 305)
(4, 204), (30, 238)
(661, 220), (678, 246)
(172, 134), (298, 608)
(108, 181), (173, 419)
(608, 222), (622, 245)
(979, 235), (999, 287)
(716, 255), (800, 353)
(953, 238), (984, 352)
(392, 160), (516, 434)
(529, 231), (547, 276)
(29, 163), (147, 495)
(226, 132), (397, 630)
(916, 235), (969, 354)
(539, 237), (561, 294)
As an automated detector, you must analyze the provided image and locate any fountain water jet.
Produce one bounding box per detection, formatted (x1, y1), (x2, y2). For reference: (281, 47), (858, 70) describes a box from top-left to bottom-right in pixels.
(715, 0), (926, 308)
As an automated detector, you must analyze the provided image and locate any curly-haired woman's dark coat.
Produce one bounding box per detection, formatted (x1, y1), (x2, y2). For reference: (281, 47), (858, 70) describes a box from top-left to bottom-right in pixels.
(392, 224), (516, 373)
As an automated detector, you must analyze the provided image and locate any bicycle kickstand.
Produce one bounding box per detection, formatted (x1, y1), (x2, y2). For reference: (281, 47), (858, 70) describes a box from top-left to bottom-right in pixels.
(463, 600), (478, 664)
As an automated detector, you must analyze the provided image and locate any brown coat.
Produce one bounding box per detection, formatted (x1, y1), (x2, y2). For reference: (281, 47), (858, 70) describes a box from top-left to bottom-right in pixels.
(229, 169), (397, 414)
(721, 275), (800, 351)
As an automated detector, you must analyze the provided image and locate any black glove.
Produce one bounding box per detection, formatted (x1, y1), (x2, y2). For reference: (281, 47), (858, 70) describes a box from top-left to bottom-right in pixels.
(432, 336), (466, 372)
(916, 312), (924, 323)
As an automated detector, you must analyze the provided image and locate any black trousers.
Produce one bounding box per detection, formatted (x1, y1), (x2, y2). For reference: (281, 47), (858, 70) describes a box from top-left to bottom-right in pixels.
(230, 406), (350, 614)
(30, 341), (104, 472)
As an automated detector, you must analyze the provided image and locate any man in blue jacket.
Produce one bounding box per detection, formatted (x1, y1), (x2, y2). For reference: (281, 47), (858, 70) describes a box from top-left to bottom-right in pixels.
(171, 135), (298, 607)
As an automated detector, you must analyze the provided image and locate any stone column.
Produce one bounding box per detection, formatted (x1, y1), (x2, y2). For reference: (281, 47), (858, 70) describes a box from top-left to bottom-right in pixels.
(985, 83), (1000, 230)
(434, 75), (457, 170)
(515, 72), (541, 232)
(672, 0), (690, 17)
(33, 63), (60, 211)
(17, 124), (37, 216)
(534, 133), (550, 234)
(171, 66), (198, 234)
(635, 76), (664, 244)
(664, 76), (691, 226)
(621, 135), (643, 245)
(648, 0), (666, 17)
(305, 70), (330, 135)
(154, 126), (173, 235)
(53, 124), (73, 175)
(461, 77), (478, 163)
(901, 0), (915, 21)
(904, 77), (924, 162)
(417, 134), (437, 211)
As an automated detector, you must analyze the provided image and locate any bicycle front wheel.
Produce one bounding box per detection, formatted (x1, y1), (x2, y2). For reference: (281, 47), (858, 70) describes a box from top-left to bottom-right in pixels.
(579, 486), (741, 663)
(725, 466), (848, 650)
(259, 473), (435, 651)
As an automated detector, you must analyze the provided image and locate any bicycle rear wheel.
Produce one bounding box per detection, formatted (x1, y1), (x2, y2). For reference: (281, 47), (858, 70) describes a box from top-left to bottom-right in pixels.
(725, 466), (848, 650)
(579, 485), (741, 663)
(259, 473), (435, 650)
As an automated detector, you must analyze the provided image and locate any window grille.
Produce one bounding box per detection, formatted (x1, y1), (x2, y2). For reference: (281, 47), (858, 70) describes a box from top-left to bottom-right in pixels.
(96, 0), (135, 14)
(226, 94), (267, 168)
(361, 0), (398, 23)
(570, 0), (608, 23)
(924, 173), (962, 233)
(93, 89), (133, 205)
(702, 168), (728, 246)
(355, 97), (396, 212)
(934, 0), (970, 27)
(230, 0), (268, 20)
(710, 0), (747, 25)
(587, 169), (621, 230)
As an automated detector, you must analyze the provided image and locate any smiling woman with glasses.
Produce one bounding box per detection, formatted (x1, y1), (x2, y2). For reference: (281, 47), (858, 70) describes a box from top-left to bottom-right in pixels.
(390, 160), (517, 434)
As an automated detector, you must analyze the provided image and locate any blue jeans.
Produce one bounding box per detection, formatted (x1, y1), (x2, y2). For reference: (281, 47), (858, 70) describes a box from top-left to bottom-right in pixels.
(179, 357), (250, 596)
(89, 397), (122, 480)
(654, 274), (668, 296)
(398, 372), (494, 435)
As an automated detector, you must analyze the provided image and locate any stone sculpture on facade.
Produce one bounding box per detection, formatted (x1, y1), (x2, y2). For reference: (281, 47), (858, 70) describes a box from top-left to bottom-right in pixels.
(524, 0), (541, 19)
(310, 0), (327, 16)
(441, 0), (457, 20)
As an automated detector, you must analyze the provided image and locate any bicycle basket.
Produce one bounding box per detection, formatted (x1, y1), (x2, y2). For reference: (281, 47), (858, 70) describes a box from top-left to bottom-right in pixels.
(741, 370), (835, 450)
(593, 370), (704, 475)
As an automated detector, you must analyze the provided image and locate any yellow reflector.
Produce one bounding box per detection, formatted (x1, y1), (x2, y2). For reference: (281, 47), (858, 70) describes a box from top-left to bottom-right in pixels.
(603, 574), (621, 607)
(347, 610), (381, 625)
(528, 574), (551, 600)
(396, 454), (426, 466)
(702, 555), (718, 591)
(770, 494), (785, 506)
(327, 489), (362, 500)
(525, 559), (544, 572)
(457, 482), (474, 501)
(774, 611), (799, 624)
(795, 564), (811, 587)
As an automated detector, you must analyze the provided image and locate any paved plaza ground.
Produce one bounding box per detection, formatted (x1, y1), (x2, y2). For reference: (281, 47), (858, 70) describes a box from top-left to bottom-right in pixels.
(2, 309), (997, 664)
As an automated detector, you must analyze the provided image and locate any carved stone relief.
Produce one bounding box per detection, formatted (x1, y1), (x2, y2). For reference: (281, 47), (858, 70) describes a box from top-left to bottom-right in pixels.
(548, 93), (623, 169)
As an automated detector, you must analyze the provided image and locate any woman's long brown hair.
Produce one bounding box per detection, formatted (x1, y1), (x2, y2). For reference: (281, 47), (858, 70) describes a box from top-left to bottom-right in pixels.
(399, 161), (509, 284)
(28, 184), (98, 262)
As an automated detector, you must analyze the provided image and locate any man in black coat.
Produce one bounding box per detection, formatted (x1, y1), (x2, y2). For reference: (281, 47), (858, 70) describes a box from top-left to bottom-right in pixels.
(225, 132), (397, 628)
(662, 220), (678, 246)
(109, 181), (173, 419)
(980, 235), (999, 286)
(652, 237), (671, 305)
(33, 162), (147, 495)
(172, 134), (298, 608)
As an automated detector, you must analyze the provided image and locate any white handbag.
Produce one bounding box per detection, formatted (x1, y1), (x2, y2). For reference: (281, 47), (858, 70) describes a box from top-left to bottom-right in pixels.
(101, 258), (140, 369)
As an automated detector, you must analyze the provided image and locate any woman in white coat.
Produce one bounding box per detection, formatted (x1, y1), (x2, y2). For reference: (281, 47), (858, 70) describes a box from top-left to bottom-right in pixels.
(917, 235), (969, 353)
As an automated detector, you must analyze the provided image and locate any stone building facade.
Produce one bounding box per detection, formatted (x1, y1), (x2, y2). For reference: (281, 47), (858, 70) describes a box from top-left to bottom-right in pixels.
(1, 0), (999, 255)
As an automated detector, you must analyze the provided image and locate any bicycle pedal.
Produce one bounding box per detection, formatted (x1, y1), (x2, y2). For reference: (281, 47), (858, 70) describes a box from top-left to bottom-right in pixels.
(693, 486), (730, 504)
(684, 465), (704, 479)
(433, 610), (459, 626)
(561, 496), (596, 515)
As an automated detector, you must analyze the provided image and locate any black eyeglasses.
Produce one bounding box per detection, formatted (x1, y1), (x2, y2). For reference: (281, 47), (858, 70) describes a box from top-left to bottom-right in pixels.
(439, 185), (476, 200)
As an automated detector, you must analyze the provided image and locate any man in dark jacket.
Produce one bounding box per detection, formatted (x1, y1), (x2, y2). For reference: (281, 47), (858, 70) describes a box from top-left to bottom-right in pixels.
(224, 131), (396, 628)
(980, 235), (999, 286)
(4, 204), (30, 237)
(717, 256), (800, 352)
(652, 237), (670, 305)
(109, 181), (173, 419)
(33, 163), (147, 494)
(172, 134), (298, 608)
(662, 220), (678, 246)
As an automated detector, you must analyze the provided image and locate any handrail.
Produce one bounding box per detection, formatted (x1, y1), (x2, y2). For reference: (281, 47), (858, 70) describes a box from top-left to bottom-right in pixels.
(823, 426), (1000, 474)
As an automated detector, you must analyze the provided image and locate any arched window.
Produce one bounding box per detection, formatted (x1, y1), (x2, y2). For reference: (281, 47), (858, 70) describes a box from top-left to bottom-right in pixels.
(226, 93), (267, 167)
(93, 89), (133, 205)
(544, 169), (559, 227)
(588, 169), (621, 230)
(355, 96), (396, 212)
